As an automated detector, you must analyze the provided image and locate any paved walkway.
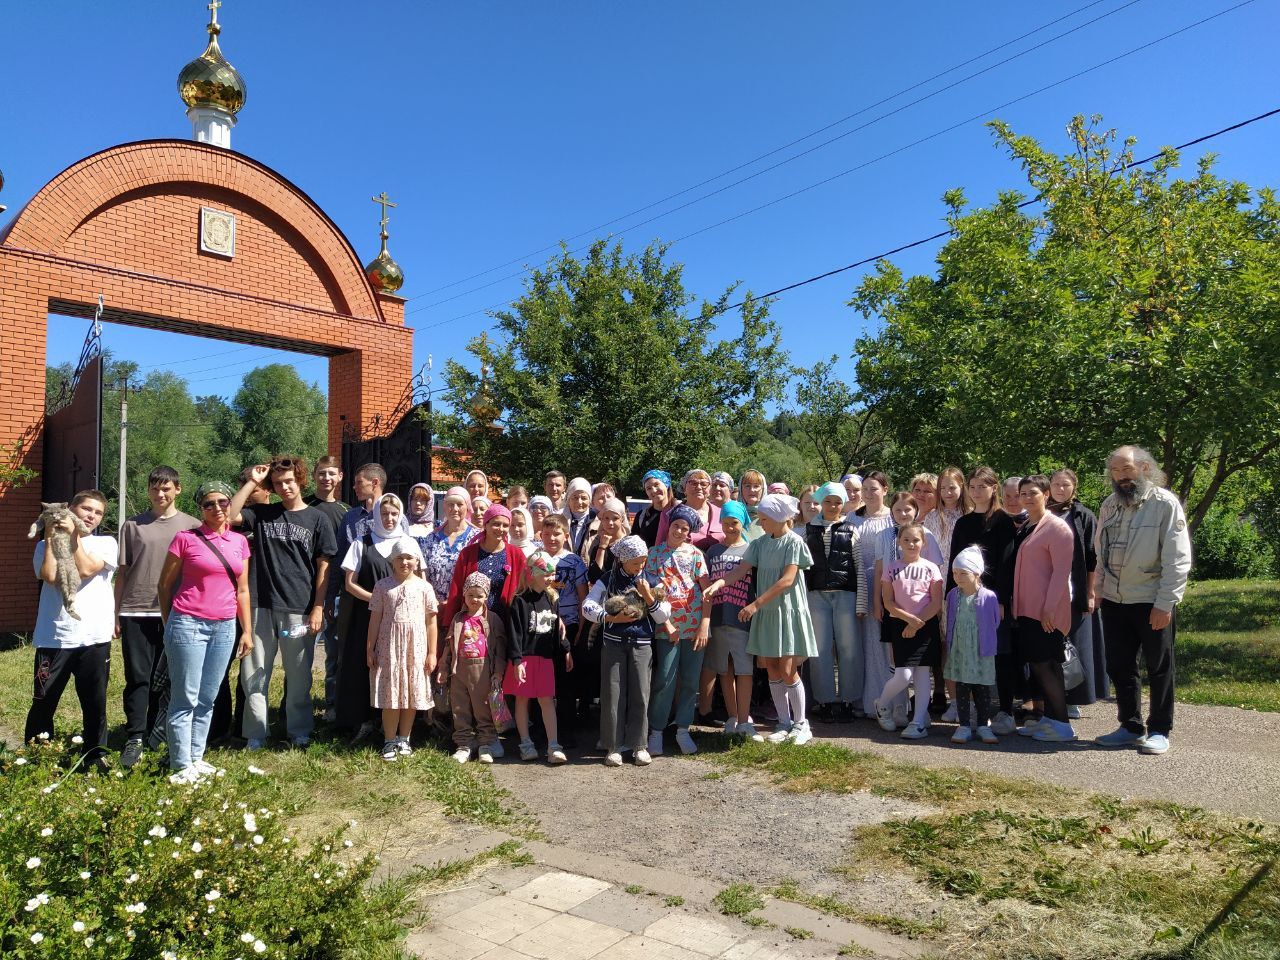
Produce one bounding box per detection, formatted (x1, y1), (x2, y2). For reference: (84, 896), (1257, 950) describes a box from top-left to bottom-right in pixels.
(401, 830), (921, 960)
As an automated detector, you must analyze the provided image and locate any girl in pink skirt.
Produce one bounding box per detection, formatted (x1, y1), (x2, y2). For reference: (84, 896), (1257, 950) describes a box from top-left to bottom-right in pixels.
(366, 540), (438, 761)
(503, 551), (572, 764)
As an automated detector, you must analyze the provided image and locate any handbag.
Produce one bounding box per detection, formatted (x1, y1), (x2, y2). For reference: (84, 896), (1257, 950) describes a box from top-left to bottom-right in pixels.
(1062, 638), (1085, 690)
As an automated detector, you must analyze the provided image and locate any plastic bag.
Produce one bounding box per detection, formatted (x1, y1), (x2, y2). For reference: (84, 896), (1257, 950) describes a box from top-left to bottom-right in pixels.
(488, 686), (513, 733)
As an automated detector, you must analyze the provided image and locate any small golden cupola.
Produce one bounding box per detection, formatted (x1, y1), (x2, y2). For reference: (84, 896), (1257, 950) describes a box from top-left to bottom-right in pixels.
(178, 0), (247, 148)
(365, 192), (405, 295)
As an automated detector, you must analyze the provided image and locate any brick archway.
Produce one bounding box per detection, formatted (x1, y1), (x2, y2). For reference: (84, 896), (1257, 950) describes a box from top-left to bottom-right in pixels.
(0, 139), (413, 630)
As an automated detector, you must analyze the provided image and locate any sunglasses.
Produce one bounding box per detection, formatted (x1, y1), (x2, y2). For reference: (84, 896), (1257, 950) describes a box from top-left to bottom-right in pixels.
(271, 458), (298, 469)
(202, 499), (231, 510)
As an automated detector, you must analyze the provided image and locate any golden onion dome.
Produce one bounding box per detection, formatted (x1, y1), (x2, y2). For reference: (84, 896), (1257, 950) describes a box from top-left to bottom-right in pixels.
(365, 249), (405, 295)
(178, 19), (247, 115)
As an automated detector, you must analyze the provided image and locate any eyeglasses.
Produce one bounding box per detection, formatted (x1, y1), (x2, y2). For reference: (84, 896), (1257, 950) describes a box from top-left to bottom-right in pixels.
(202, 499), (230, 510)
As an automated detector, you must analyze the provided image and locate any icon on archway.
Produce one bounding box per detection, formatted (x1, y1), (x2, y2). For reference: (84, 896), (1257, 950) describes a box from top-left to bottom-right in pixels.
(199, 206), (236, 258)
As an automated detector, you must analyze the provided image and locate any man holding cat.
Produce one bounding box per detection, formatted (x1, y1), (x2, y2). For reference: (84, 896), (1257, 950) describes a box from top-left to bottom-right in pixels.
(25, 490), (118, 768)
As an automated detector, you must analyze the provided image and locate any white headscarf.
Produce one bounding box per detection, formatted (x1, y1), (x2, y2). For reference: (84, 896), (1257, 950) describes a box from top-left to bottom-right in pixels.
(952, 545), (985, 577)
(509, 506), (535, 550)
(371, 494), (405, 554)
(756, 493), (799, 523)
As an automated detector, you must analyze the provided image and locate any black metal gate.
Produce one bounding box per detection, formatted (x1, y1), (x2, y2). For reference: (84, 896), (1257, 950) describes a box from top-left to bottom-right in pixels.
(43, 312), (103, 503)
(340, 364), (433, 504)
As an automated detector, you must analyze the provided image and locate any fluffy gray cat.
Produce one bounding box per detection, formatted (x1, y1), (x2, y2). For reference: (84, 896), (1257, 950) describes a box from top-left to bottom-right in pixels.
(28, 502), (92, 620)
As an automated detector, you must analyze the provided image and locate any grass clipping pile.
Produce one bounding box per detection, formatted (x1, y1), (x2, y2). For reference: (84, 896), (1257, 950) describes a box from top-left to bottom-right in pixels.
(709, 739), (1280, 960)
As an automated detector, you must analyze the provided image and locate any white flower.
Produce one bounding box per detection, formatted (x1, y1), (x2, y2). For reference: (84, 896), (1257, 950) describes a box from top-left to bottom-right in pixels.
(125, 872), (139, 884)
(205, 889), (221, 902)
(323, 844), (331, 852)
(114, 770), (124, 778)
(71, 735), (84, 745)
(171, 852), (180, 859)
(348, 819), (358, 827)
(124, 901), (146, 914)
(343, 840), (353, 848)
(193, 869), (204, 879)
(254, 940), (266, 954)
(192, 817), (202, 826)
(40, 827), (52, 837)
(252, 835), (263, 845)
(84, 937), (95, 947)
(79, 871), (91, 879)
(162, 952), (177, 960)
(247, 765), (265, 775)
(148, 825), (167, 838)
(243, 814), (257, 832)
(191, 841), (202, 852)
(241, 932), (256, 943)
(36, 731), (50, 740)
(143, 839), (152, 846)
(73, 921), (86, 933)
(24, 897), (40, 912)
(25, 856), (41, 869)
(14, 757), (27, 765)
(30, 932), (44, 944)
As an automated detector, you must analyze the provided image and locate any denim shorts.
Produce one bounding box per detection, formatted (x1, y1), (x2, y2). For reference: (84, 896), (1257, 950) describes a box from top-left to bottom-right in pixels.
(706, 625), (753, 676)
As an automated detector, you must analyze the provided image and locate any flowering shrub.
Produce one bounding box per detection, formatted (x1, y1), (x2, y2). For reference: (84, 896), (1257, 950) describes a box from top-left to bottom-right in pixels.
(0, 739), (410, 959)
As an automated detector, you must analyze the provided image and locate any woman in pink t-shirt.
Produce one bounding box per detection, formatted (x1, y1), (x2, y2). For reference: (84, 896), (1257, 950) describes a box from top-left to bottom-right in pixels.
(157, 480), (252, 784)
(873, 522), (943, 740)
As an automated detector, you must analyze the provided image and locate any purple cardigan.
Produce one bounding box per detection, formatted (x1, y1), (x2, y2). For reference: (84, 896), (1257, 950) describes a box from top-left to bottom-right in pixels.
(944, 585), (1001, 657)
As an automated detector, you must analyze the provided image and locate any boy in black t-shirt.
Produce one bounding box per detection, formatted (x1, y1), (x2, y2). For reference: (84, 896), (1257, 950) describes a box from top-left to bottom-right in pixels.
(229, 457), (337, 749)
(304, 455), (348, 719)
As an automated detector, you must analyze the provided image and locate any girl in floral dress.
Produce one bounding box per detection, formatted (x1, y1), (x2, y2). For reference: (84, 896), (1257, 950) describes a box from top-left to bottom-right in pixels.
(366, 540), (438, 761)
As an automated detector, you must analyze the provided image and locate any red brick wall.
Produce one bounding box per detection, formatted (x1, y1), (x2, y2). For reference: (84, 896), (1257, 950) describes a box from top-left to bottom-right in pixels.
(0, 141), (414, 631)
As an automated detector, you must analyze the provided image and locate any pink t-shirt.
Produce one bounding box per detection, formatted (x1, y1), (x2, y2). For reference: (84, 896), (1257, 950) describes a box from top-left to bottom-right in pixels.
(881, 558), (942, 618)
(460, 613), (488, 659)
(168, 527), (250, 621)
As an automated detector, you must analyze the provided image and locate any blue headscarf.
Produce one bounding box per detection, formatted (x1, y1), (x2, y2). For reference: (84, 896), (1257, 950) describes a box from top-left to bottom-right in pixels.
(642, 469), (672, 490)
(719, 500), (750, 527)
(667, 502), (703, 533)
(816, 481), (847, 505)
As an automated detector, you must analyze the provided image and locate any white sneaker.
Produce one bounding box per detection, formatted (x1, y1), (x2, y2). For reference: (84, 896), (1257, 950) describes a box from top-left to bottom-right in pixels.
(192, 759), (218, 776)
(487, 739), (505, 759)
(790, 720), (813, 746)
(873, 700), (896, 732)
(168, 767), (201, 785)
(245, 738), (266, 752)
(737, 721), (764, 742)
(452, 747), (472, 764)
(1032, 719), (1078, 742)
(380, 741), (398, 762)
(940, 704), (959, 724)
(1017, 718), (1047, 737)
(1139, 733), (1170, 755)
(604, 752), (624, 767)
(518, 739), (538, 761)
(950, 725), (972, 744)
(723, 717), (739, 736)
(547, 742), (568, 764)
(990, 712), (1017, 735)
(396, 738), (413, 757)
(900, 722), (929, 740)
(766, 723), (793, 743)
(633, 748), (652, 766)
(477, 745), (494, 764)
(675, 728), (698, 755)
(976, 725), (999, 744)
(647, 730), (665, 756)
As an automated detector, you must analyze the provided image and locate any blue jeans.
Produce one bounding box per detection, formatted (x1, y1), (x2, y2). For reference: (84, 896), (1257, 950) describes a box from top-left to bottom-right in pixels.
(165, 613), (236, 769)
(648, 630), (706, 730)
(808, 590), (862, 707)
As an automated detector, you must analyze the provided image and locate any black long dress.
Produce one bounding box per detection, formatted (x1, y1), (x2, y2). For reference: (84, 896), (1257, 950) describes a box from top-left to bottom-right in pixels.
(335, 533), (392, 730)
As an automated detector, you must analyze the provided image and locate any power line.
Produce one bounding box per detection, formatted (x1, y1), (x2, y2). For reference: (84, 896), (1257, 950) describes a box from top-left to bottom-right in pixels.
(405, 0), (1137, 304)
(406, 0), (1258, 334)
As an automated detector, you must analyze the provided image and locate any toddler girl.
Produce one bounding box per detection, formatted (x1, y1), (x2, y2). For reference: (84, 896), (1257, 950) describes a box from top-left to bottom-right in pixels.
(944, 546), (1000, 744)
(366, 540), (438, 761)
(503, 551), (571, 763)
(436, 572), (508, 763)
(874, 522), (943, 739)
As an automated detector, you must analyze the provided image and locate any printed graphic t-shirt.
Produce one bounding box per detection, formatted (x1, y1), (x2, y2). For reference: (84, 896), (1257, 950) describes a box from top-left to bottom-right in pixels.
(239, 503), (337, 613)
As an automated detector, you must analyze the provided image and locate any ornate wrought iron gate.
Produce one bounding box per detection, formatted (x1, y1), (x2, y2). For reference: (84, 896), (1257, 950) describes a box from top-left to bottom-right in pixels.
(43, 310), (103, 503)
(340, 364), (433, 503)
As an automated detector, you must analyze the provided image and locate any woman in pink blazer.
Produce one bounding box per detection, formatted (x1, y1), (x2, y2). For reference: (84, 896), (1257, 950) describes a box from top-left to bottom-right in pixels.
(1011, 475), (1077, 742)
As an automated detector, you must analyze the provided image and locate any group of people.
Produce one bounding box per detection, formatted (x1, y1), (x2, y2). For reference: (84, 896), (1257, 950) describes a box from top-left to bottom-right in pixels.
(23, 445), (1192, 782)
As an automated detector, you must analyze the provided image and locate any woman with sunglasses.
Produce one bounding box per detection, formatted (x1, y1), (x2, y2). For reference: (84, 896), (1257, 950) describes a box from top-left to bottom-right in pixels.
(157, 481), (253, 784)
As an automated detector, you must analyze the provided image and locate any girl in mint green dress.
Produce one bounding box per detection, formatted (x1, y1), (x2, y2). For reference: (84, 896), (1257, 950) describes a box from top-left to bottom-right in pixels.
(705, 494), (817, 744)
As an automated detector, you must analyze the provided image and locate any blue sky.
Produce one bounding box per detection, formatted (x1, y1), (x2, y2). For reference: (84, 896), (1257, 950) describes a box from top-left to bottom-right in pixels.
(2, 0), (1276, 409)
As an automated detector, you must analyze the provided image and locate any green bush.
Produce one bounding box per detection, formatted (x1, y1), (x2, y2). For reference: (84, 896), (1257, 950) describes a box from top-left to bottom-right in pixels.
(1191, 507), (1275, 580)
(0, 737), (411, 959)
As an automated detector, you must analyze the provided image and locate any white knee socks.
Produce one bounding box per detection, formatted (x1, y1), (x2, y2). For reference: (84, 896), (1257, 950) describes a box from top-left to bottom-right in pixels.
(785, 680), (806, 727)
(769, 680), (792, 728)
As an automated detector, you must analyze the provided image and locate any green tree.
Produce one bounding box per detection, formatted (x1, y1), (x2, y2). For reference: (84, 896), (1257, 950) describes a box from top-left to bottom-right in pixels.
(433, 240), (789, 490)
(231, 364), (328, 466)
(790, 357), (889, 480)
(850, 116), (1280, 531)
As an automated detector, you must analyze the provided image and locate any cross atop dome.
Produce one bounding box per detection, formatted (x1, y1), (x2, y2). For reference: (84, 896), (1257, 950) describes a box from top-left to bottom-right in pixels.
(178, 0), (246, 148)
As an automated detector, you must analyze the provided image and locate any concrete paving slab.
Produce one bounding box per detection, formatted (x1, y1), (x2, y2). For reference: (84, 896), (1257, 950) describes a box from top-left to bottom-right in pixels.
(509, 870), (612, 911)
(597, 934), (710, 960)
(406, 924), (500, 960)
(644, 914), (742, 957)
(442, 896), (560, 945)
(506, 912), (629, 960)
(569, 888), (673, 934)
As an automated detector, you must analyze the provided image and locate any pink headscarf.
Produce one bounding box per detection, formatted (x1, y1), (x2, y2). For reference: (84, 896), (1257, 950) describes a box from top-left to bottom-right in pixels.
(482, 503), (512, 526)
(445, 485), (472, 507)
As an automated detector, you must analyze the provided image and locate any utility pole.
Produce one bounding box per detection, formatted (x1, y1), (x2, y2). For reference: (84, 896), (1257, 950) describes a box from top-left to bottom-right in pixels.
(117, 377), (130, 539)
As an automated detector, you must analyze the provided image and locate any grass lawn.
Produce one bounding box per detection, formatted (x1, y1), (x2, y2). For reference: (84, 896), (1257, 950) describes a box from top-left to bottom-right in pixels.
(1177, 579), (1280, 712)
(702, 737), (1280, 960)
